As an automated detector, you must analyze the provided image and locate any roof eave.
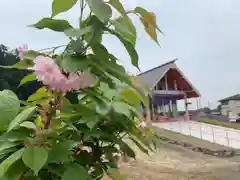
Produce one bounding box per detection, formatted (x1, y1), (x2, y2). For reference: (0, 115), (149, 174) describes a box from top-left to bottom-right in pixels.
(137, 58), (178, 76)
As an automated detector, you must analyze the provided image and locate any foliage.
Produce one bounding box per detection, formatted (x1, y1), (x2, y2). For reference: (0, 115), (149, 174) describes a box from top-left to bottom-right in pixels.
(0, 45), (41, 100)
(201, 107), (211, 114)
(0, 0), (162, 179)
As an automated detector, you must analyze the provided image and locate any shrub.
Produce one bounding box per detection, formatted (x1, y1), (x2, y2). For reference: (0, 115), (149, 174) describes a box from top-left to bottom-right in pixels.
(0, 0), (162, 179)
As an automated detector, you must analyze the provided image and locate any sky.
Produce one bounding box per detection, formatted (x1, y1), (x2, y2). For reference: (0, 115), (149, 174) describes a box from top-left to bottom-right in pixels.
(0, 0), (240, 110)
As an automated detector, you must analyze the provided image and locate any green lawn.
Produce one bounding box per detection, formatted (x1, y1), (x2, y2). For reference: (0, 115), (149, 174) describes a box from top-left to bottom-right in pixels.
(199, 119), (240, 130)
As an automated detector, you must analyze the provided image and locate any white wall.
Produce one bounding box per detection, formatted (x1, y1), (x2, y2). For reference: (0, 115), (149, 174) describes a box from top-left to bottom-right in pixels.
(221, 100), (240, 119)
(154, 121), (240, 149)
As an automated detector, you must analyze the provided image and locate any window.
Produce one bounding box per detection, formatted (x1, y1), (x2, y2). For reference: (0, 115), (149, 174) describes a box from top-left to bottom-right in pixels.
(221, 101), (228, 105)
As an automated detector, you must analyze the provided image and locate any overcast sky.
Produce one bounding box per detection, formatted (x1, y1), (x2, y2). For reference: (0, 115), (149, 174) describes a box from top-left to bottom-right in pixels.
(0, 0), (240, 110)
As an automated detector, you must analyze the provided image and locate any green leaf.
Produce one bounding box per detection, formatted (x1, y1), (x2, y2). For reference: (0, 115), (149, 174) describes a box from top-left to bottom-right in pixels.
(61, 164), (89, 180)
(67, 39), (85, 54)
(23, 50), (43, 60)
(0, 142), (19, 153)
(119, 140), (136, 159)
(112, 102), (130, 117)
(1, 159), (28, 180)
(31, 18), (73, 32)
(114, 16), (137, 45)
(119, 87), (141, 106)
(61, 55), (89, 73)
(96, 103), (111, 116)
(0, 59), (34, 70)
(129, 136), (149, 155)
(131, 128), (154, 152)
(0, 90), (20, 130)
(7, 107), (36, 132)
(21, 176), (40, 180)
(0, 129), (30, 142)
(48, 140), (74, 163)
(0, 149), (16, 160)
(0, 148), (24, 179)
(22, 147), (48, 175)
(107, 29), (139, 69)
(27, 87), (52, 102)
(64, 26), (92, 38)
(89, 54), (131, 86)
(20, 121), (37, 130)
(91, 44), (109, 61)
(99, 83), (116, 100)
(86, 116), (100, 129)
(85, 0), (112, 22)
(52, 0), (78, 17)
(74, 104), (97, 117)
(83, 15), (104, 45)
(108, 0), (125, 14)
(20, 73), (36, 86)
(107, 168), (126, 180)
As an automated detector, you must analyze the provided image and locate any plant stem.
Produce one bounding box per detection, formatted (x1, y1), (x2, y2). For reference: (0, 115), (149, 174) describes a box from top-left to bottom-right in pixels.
(18, 169), (30, 180)
(37, 45), (66, 52)
(79, 0), (84, 29)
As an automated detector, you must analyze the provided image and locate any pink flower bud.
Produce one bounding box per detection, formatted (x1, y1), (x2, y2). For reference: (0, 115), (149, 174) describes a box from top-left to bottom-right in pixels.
(33, 56), (95, 93)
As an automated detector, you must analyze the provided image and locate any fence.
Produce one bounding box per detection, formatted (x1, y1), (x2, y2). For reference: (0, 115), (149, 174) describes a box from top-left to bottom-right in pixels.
(155, 121), (240, 149)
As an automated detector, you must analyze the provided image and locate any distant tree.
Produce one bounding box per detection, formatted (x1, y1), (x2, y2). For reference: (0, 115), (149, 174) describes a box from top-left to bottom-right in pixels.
(0, 44), (41, 100)
(202, 107), (211, 114)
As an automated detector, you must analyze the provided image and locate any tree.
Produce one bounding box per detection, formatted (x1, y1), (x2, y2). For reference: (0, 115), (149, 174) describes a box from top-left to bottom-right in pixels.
(0, 0), (162, 179)
(0, 44), (41, 100)
(202, 107), (211, 114)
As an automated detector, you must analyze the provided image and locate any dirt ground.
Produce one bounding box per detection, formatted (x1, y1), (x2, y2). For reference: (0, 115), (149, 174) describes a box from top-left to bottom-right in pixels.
(116, 142), (240, 180)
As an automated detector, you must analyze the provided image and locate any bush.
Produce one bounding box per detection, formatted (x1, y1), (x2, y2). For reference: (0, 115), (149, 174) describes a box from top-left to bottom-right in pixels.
(0, 0), (163, 179)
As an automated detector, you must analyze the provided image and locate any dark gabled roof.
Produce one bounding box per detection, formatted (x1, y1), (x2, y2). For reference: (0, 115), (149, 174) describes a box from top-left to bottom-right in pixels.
(137, 59), (178, 88)
(219, 94), (240, 102)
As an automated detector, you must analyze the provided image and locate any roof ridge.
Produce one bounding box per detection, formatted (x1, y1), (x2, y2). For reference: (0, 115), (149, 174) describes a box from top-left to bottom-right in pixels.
(137, 58), (178, 76)
(219, 93), (240, 102)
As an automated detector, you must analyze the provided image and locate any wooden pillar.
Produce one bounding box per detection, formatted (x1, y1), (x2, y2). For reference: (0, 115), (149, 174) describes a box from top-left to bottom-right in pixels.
(165, 74), (168, 90)
(184, 92), (189, 121)
(149, 96), (155, 121)
(146, 105), (151, 123)
(148, 96), (152, 122)
(174, 80), (178, 90)
(196, 98), (199, 110)
(168, 100), (172, 117)
(172, 99), (178, 117)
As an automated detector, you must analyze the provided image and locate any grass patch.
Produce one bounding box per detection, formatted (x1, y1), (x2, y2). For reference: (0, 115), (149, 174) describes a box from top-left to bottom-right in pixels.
(199, 119), (240, 130)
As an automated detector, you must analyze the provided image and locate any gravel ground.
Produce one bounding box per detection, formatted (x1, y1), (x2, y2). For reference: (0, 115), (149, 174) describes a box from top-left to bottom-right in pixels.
(107, 142), (240, 180)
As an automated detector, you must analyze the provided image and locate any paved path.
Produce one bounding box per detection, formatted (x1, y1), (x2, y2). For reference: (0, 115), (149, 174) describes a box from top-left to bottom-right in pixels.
(153, 121), (240, 149)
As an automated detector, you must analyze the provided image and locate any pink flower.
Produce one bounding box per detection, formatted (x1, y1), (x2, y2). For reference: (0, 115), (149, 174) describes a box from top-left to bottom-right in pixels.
(33, 56), (94, 93)
(65, 70), (94, 92)
(73, 70), (95, 89)
(18, 44), (28, 59)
